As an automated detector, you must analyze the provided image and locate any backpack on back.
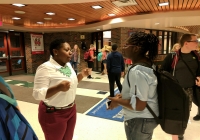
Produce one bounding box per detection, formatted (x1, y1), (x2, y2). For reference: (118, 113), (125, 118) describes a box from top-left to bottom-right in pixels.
(83, 51), (91, 62)
(97, 52), (102, 61)
(127, 63), (190, 135)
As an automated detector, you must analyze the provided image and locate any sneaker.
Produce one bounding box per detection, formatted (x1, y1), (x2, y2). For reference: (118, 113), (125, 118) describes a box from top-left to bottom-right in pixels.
(193, 115), (200, 121)
(87, 77), (93, 79)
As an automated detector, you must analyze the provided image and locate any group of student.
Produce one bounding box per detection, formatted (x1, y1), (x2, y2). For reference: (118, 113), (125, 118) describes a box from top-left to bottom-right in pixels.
(0, 32), (200, 140)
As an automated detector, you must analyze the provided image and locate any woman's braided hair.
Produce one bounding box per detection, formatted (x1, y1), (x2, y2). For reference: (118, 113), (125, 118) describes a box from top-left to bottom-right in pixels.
(127, 32), (159, 61)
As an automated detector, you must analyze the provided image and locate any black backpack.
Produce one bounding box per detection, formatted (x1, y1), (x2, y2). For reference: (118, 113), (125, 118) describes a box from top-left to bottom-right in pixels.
(127, 63), (189, 135)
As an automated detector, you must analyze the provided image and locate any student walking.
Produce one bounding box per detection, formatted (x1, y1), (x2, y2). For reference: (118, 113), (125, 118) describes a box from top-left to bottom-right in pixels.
(107, 44), (125, 97)
(70, 44), (80, 75)
(87, 44), (96, 79)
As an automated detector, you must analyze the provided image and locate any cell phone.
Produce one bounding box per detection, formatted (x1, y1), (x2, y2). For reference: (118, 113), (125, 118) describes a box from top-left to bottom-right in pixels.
(106, 100), (112, 109)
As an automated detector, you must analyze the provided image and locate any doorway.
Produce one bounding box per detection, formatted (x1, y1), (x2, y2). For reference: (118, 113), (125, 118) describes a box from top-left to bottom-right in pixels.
(0, 32), (26, 76)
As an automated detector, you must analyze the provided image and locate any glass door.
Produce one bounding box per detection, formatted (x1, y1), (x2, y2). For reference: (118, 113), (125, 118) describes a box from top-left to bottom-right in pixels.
(7, 32), (25, 75)
(0, 33), (10, 76)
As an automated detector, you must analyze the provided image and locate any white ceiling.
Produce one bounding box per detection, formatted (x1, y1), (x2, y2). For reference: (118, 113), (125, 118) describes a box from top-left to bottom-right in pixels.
(0, 0), (199, 33)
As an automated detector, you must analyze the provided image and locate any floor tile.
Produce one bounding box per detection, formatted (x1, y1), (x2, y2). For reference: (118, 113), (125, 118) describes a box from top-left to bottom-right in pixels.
(4, 72), (200, 140)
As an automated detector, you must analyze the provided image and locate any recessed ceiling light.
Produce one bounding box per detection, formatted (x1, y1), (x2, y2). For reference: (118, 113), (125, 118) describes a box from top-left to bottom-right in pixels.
(12, 17), (21, 20)
(68, 18), (75, 21)
(44, 18), (52, 20)
(15, 11), (25, 14)
(155, 23), (160, 25)
(158, 2), (169, 6)
(9, 30), (14, 31)
(12, 4), (25, 7)
(37, 22), (44, 24)
(96, 29), (101, 30)
(108, 14), (116, 16)
(91, 5), (103, 9)
(45, 12), (55, 15)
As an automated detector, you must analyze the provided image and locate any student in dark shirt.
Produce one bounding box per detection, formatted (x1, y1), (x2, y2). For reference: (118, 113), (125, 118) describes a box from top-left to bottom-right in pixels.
(107, 44), (125, 97)
(161, 33), (200, 140)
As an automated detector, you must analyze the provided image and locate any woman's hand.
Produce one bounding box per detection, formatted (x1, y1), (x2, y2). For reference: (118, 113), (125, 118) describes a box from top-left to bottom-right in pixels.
(107, 94), (122, 110)
(196, 77), (200, 86)
(57, 80), (71, 92)
(121, 72), (124, 77)
(81, 68), (89, 77)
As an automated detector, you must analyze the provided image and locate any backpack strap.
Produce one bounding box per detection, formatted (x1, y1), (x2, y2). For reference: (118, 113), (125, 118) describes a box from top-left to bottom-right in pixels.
(146, 104), (160, 124)
(171, 51), (179, 69)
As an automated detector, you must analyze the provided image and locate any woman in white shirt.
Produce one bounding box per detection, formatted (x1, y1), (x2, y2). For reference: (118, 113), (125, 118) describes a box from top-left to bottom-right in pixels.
(33, 39), (89, 140)
(108, 32), (159, 140)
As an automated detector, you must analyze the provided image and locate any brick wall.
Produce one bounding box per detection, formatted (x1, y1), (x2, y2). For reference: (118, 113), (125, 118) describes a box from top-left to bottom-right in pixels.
(24, 29), (182, 74)
(110, 27), (145, 53)
(24, 32), (91, 74)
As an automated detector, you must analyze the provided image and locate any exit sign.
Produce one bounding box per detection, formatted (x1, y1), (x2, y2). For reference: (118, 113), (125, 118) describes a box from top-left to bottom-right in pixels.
(0, 21), (2, 26)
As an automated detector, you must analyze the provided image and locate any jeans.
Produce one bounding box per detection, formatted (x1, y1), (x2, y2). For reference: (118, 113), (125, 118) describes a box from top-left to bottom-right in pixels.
(124, 118), (158, 140)
(108, 72), (122, 97)
(70, 61), (78, 74)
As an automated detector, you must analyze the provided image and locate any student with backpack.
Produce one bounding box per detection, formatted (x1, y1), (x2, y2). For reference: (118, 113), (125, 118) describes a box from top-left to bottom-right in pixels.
(107, 32), (159, 140)
(161, 34), (200, 140)
(86, 44), (96, 79)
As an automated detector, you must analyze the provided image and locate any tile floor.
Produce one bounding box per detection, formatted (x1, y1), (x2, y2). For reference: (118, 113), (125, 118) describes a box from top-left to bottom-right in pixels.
(6, 72), (200, 140)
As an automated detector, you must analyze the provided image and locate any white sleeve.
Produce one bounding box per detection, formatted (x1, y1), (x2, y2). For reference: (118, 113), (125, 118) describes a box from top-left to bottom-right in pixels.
(129, 69), (150, 110)
(32, 64), (50, 100)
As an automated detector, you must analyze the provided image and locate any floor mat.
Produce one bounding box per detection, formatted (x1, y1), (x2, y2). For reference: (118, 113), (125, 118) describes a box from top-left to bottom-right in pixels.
(78, 81), (110, 91)
(86, 98), (124, 122)
(5, 75), (35, 82)
(9, 85), (102, 113)
(86, 89), (124, 122)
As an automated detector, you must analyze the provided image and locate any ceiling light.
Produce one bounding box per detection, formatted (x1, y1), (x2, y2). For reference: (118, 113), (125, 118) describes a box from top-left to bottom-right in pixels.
(9, 30), (14, 31)
(158, 2), (169, 6)
(91, 5), (103, 9)
(37, 22), (44, 24)
(44, 18), (52, 20)
(12, 4), (25, 7)
(12, 17), (21, 20)
(108, 14), (116, 16)
(155, 23), (160, 25)
(68, 18), (75, 21)
(96, 29), (101, 30)
(15, 11), (25, 14)
(45, 12), (55, 15)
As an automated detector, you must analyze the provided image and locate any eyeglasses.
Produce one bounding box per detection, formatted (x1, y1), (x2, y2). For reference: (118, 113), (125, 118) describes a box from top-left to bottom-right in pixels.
(187, 40), (199, 43)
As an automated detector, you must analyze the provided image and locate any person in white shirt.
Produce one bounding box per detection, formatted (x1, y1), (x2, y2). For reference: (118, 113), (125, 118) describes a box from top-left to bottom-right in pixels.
(33, 39), (89, 140)
(107, 32), (159, 140)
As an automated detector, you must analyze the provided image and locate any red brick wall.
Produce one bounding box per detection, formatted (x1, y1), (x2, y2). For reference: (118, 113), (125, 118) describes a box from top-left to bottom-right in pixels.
(110, 27), (145, 53)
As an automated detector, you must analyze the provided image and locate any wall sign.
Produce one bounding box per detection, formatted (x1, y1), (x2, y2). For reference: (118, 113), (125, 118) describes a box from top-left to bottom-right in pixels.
(30, 34), (44, 54)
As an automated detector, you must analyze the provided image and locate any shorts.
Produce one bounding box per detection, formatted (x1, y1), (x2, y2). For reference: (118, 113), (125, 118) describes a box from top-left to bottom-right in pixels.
(102, 59), (107, 64)
(87, 61), (94, 69)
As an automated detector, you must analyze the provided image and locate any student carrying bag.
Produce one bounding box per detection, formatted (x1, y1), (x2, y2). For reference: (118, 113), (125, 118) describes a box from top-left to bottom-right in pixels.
(127, 63), (190, 135)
